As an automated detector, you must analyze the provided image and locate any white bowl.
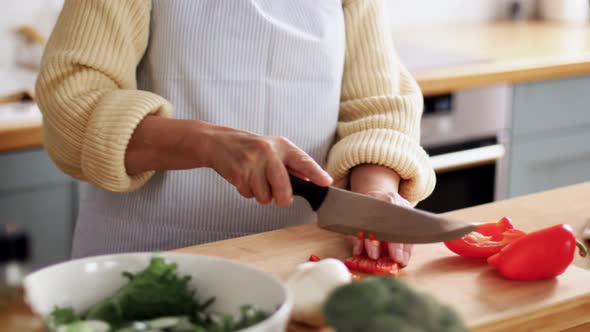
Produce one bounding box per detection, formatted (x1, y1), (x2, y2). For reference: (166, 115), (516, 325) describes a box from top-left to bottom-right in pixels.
(24, 252), (292, 332)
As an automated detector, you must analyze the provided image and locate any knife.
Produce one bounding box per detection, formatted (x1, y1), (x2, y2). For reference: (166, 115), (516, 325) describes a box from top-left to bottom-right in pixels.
(290, 175), (478, 244)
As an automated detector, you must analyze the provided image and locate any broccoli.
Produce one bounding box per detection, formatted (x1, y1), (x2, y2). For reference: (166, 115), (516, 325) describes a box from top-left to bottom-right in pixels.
(323, 276), (467, 332)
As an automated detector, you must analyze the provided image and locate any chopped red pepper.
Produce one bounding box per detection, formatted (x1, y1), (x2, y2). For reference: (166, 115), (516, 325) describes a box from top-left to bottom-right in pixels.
(344, 255), (399, 275)
(475, 217), (514, 241)
(309, 254), (321, 262)
(487, 224), (588, 281)
(444, 217), (526, 258)
(357, 231), (365, 241)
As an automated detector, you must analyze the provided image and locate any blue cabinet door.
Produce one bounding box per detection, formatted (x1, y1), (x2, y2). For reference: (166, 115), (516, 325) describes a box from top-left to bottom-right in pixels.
(509, 130), (590, 197)
(512, 76), (590, 140)
(0, 149), (77, 270)
(509, 76), (590, 197)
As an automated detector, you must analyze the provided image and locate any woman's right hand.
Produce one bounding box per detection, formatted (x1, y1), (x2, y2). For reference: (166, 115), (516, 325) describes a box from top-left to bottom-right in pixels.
(203, 125), (333, 207)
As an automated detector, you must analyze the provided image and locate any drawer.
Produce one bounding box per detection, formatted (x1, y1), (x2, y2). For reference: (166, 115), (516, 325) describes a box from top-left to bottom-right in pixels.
(512, 76), (590, 139)
(509, 128), (590, 197)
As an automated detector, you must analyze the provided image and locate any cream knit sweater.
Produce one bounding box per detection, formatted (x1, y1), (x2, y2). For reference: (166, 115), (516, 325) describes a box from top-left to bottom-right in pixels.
(36, 0), (435, 204)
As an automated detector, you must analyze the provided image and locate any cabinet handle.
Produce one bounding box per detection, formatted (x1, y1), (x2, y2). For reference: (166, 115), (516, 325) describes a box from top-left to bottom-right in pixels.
(430, 144), (505, 174)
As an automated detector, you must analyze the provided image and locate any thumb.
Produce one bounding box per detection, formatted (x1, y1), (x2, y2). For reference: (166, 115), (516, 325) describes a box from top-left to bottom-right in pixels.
(365, 190), (394, 203)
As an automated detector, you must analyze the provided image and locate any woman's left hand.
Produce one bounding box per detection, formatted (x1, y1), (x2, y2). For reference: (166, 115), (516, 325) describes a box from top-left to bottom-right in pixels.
(349, 164), (414, 267)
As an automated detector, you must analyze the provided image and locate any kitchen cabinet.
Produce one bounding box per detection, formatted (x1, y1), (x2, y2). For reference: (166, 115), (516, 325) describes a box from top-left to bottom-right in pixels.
(508, 76), (590, 197)
(509, 129), (590, 197)
(0, 148), (77, 270)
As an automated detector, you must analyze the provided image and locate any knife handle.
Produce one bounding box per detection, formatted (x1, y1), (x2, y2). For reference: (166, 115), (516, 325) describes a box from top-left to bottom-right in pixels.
(289, 175), (329, 211)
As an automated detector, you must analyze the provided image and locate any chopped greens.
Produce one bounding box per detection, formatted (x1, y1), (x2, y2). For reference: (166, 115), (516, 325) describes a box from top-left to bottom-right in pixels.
(46, 257), (269, 332)
(48, 307), (81, 326)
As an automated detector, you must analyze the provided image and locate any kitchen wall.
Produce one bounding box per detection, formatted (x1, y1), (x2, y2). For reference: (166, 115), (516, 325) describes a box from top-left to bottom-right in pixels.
(386, 0), (537, 26)
(0, 0), (62, 68)
(0, 0), (537, 67)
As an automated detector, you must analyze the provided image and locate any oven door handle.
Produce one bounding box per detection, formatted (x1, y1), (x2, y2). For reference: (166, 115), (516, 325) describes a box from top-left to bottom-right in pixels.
(430, 144), (505, 174)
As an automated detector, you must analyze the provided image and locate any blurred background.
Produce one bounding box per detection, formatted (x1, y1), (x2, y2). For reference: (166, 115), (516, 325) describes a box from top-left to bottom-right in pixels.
(1, 0), (589, 270)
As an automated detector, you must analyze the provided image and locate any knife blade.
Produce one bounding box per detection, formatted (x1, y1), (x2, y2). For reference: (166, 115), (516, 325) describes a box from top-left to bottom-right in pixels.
(290, 175), (478, 244)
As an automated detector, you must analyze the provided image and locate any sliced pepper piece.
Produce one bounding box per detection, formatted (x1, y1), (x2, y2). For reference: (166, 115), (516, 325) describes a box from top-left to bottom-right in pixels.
(344, 255), (400, 275)
(444, 217), (526, 258)
(474, 217), (514, 241)
(309, 254), (321, 262)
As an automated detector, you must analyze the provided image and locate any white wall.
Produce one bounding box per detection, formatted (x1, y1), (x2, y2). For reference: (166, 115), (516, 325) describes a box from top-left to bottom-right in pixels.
(0, 0), (537, 67)
(0, 0), (62, 68)
(386, 0), (537, 26)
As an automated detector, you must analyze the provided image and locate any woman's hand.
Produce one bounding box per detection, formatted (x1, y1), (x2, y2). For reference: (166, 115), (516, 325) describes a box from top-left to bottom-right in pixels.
(126, 117), (332, 207)
(349, 164), (414, 266)
(204, 125), (332, 207)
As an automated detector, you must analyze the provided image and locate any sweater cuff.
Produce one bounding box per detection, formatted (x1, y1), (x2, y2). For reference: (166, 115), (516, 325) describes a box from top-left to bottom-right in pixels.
(325, 129), (436, 205)
(81, 90), (173, 193)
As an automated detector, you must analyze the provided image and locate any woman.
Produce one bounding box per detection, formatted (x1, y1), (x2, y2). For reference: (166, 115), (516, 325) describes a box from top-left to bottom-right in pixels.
(36, 0), (435, 266)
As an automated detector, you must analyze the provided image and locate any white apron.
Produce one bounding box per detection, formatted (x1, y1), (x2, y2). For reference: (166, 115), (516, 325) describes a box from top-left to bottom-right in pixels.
(72, 0), (345, 258)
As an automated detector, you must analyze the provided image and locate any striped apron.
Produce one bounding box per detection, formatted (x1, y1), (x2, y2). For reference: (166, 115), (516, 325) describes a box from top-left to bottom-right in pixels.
(71, 0), (345, 258)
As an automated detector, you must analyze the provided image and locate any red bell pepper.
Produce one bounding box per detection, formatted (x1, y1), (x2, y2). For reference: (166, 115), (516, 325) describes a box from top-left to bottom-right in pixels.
(309, 254), (321, 262)
(474, 217), (514, 240)
(444, 217), (526, 258)
(344, 255), (400, 275)
(487, 224), (588, 281)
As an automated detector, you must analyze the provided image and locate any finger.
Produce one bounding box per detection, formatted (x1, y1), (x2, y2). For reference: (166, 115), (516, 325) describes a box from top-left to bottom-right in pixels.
(402, 243), (414, 266)
(364, 238), (381, 260)
(266, 159), (292, 207)
(365, 190), (393, 203)
(284, 148), (332, 187)
(286, 168), (310, 182)
(233, 170), (255, 199)
(249, 169), (272, 205)
(388, 191), (412, 207)
(237, 186), (255, 199)
(387, 242), (409, 266)
(351, 236), (364, 256)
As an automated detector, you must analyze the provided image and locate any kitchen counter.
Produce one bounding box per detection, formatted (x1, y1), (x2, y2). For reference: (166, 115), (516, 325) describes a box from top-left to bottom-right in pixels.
(395, 21), (590, 96)
(176, 182), (590, 331)
(0, 102), (42, 152)
(0, 67), (42, 152)
(4, 21), (590, 152)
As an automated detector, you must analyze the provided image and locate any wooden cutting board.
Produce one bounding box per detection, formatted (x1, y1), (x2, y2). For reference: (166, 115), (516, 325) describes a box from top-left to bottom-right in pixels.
(175, 182), (590, 331)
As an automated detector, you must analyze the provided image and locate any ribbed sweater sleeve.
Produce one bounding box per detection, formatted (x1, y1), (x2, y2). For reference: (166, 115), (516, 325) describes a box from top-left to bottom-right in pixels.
(327, 0), (436, 204)
(35, 0), (173, 193)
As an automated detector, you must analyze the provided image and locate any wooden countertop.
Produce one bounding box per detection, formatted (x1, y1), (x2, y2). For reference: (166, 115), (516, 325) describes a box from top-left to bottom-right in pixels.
(0, 102), (42, 153)
(396, 21), (590, 96)
(4, 21), (590, 152)
(176, 182), (590, 331)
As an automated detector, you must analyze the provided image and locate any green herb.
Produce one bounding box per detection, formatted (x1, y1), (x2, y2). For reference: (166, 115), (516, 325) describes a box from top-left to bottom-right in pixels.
(323, 276), (467, 332)
(46, 256), (269, 332)
(86, 256), (205, 325)
(47, 307), (80, 326)
(55, 321), (98, 332)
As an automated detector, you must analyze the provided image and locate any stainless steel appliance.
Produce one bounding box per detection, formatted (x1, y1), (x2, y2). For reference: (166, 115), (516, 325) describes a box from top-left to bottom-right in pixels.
(417, 85), (512, 213)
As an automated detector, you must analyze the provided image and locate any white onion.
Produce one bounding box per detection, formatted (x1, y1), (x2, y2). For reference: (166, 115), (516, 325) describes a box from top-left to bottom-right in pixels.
(287, 258), (352, 326)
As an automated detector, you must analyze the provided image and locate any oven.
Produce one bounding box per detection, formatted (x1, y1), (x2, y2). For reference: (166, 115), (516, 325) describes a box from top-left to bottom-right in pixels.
(416, 85), (512, 213)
